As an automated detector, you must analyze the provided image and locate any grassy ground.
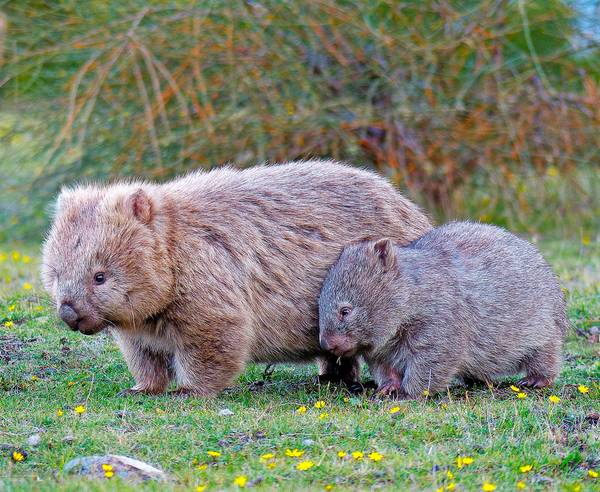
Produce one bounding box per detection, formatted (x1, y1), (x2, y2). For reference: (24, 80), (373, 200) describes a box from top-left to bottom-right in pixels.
(0, 240), (598, 491)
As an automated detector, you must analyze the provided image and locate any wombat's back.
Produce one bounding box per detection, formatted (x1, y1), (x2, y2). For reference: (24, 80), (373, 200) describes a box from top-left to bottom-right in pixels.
(411, 221), (567, 380)
(164, 160), (433, 363)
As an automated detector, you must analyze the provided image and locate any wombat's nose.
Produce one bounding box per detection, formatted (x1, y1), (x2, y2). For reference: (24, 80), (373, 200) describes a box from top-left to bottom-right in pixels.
(320, 336), (334, 352)
(59, 303), (80, 331)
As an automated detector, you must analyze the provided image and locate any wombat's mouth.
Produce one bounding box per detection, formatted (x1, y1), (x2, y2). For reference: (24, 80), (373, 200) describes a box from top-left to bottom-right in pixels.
(73, 319), (108, 336)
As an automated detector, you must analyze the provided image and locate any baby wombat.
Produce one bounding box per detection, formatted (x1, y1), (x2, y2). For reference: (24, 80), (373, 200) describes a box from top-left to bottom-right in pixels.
(319, 221), (568, 398)
(42, 160), (431, 396)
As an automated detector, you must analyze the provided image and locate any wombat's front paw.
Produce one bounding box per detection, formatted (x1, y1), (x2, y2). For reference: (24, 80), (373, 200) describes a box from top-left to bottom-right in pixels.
(518, 376), (554, 389)
(169, 388), (194, 398)
(347, 379), (378, 395)
(376, 382), (409, 399)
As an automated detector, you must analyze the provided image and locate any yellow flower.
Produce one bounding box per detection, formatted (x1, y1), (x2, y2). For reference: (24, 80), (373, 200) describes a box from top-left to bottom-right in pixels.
(582, 234), (591, 246)
(234, 475), (248, 488)
(266, 462), (276, 469)
(0, 252), (6, 262)
(446, 483), (456, 491)
(325, 485), (334, 491)
(578, 385), (589, 394)
(74, 405), (86, 414)
(12, 451), (25, 462)
(343, 397), (349, 403)
(318, 412), (328, 420)
(368, 452), (383, 462)
(4, 321), (14, 328)
(56, 409), (63, 417)
(12, 252), (21, 261)
(352, 451), (363, 461)
(423, 389), (430, 397)
(546, 166), (559, 178)
(196, 464), (208, 471)
(314, 400), (326, 409)
(456, 456), (474, 468)
(482, 482), (496, 491)
(22, 282), (32, 291)
(296, 406), (307, 414)
(436, 487), (444, 492)
(337, 451), (347, 458)
(31, 375), (39, 381)
(260, 453), (275, 461)
(549, 395), (560, 404)
(23, 255), (31, 264)
(102, 464), (113, 471)
(35, 305), (43, 311)
(104, 471), (114, 478)
(389, 406), (401, 414)
(589, 470), (598, 478)
(516, 481), (526, 489)
(510, 385), (520, 392)
(516, 392), (527, 399)
(8, 304), (15, 312)
(67, 381), (75, 387)
(296, 460), (315, 471)
(285, 449), (304, 458)
(207, 451), (221, 458)
(447, 471), (454, 480)
(520, 465), (533, 473)
(196, 486), (207, 492)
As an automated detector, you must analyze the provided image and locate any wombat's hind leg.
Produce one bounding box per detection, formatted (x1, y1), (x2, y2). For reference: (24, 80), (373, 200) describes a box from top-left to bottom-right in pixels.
(518, 341), (561, 389)
(317, 355), (361, 386)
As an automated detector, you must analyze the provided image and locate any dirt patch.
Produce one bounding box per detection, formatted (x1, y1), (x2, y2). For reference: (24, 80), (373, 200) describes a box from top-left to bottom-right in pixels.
(0, 334), (25, 363)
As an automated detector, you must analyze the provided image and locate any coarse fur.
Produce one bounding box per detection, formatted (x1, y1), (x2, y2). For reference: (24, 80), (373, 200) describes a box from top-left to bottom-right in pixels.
(41, 160), (432, 396)
(319, 221), (568, 398)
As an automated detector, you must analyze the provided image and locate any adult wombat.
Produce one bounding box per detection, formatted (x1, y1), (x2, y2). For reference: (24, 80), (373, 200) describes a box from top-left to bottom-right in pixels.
(319, 221), (568, 398)
(42, 160), (431, 396)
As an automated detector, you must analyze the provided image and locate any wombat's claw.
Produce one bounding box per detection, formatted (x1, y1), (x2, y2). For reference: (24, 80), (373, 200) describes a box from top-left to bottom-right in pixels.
(517, 376), (553, 389)
(376, 383), (408, 399)
(169, 388), (194, 398)
(347, 380), (377, 395)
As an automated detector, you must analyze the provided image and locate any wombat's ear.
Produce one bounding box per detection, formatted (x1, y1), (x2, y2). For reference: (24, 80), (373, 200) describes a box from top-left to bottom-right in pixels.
(126, 189), (153, 225)
(372, 238), (395, 270)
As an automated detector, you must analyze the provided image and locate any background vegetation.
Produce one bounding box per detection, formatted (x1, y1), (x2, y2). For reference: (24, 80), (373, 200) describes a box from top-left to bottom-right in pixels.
(1, 0), (599, 241)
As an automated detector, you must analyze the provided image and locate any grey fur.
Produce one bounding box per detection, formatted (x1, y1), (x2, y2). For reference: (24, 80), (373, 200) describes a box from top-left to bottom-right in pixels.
(319, 221), (568, 398)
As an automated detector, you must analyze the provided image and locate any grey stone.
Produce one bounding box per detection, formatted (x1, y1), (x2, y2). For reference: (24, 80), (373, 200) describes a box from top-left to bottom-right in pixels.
(63, 454), (167, 482)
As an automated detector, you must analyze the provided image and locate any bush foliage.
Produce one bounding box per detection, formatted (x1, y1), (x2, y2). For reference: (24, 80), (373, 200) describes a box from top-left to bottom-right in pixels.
(1, 0), (599, 239)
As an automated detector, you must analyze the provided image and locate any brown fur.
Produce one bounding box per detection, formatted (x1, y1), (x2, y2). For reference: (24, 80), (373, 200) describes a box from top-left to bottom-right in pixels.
(42, 160), (432, 396)
(319, 222), (568, 398)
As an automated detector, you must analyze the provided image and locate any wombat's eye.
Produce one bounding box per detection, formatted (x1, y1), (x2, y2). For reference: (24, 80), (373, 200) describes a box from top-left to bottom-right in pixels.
(338, 306), (352, 320)
(93, 272), (106, 285)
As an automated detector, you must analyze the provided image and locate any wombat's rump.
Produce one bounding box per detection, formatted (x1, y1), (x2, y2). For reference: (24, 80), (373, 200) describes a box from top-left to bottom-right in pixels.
(319, 222), (568, 398)
(42, 160), (431, 396)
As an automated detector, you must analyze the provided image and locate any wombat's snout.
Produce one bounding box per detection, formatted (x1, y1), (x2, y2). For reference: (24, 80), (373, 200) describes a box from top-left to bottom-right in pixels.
(320, 333), (355, 358)
(59, 302), (81, 331)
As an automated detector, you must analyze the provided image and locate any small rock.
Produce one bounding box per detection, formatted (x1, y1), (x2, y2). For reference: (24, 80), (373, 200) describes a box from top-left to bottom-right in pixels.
(63, 454), (167, 482)
(302, 439), (315, 446)
(62, 434), (75, 443)
(114, 410), (134, 418)
(218, 408), (234, 417)
(27, 434), (41, 446)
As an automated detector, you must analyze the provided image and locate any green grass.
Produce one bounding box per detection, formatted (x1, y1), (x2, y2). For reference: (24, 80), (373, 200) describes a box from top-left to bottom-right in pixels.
(0, 241), (598, 491)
